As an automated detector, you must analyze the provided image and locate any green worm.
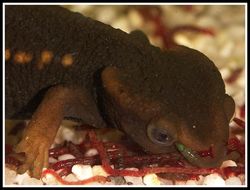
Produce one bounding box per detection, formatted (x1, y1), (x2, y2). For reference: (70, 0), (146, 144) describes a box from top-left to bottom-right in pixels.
(175, 142), (218, 168)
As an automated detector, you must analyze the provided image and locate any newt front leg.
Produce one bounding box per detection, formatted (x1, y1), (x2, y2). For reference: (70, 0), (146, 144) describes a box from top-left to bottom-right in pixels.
(14, 85), (105, 179)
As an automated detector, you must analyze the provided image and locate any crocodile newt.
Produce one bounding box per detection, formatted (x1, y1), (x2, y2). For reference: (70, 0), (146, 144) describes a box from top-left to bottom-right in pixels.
(5, 5), (235, 179)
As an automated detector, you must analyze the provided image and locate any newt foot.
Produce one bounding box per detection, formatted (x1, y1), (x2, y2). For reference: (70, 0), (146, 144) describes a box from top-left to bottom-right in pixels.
(15, 135), (50, 179)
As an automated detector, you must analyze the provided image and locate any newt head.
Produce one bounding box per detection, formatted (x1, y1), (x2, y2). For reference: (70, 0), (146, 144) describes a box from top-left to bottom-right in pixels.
(99, 45), (235, 168)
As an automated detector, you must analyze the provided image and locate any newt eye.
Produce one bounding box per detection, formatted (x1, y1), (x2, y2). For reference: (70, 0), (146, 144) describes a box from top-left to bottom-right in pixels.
(147, 123), (175, 146)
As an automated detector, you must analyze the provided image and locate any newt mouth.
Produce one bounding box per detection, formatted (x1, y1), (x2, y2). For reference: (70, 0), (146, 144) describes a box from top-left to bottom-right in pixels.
(175, 142), (226, 168)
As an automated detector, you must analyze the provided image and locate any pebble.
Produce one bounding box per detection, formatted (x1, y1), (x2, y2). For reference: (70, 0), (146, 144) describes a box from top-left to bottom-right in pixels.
(96, 6), (117, 23)
(233, 90), (245, 106)
(48, 157), (58, 164)
(58, 154), (76, 161)
(92, 165), (109, 177)
(21, 177), (43, 185)
(84, 148), (98, 157)
(5, 168), (17, 185)
(124, 176), (144, 185)
(67, 5), (93, 14)
(148, 35), (164, 48)
(185, 180), (198, 185)
(174, 33), (195, 49)
(61, 127), (76, 142)
(14, 172), (30, 185)
(128, 9), (144, 28)
(238, 174), (245, 185)
(111, 16), (131, 33)
(220, 160), (237, 168)
(175, 180), (187, 185)
(197, 16), (218, 28)
(220, 67), (232, 80)
(42, 172), (61, 185)
(157, 177), (174, 185)
(143, 173), (161, 185)
(63, 174), (79, 182)
(203, 173), (225, 186)
(71, 164), (93, 181)
(225, 176), (242, 185)
(196, 175), (205, 185)
(220, 41), (234, 58)
(236, 73), (245, 88)
(123, 168), (144, 185)
(109, 176), (126, 185)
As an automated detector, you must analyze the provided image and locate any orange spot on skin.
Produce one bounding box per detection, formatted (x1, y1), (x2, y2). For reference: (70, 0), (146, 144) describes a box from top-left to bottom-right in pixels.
(41, 51), (53, 64)
(61, 54), (73, 67)
(14, 51), (33, 64)
(37, 50), (53, 70)
(5, 49), (11, 61)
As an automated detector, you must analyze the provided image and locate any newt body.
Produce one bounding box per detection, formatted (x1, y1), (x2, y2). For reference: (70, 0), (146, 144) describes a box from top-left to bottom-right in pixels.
(5, 5), (235, 178)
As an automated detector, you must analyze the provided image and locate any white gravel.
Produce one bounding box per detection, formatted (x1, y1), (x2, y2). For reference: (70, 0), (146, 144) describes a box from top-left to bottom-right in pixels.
(143, 173), (161, 185)
(202, 173), (226, 186)
(220, 160), (238, 168)
(84, 148), (99, 157)
(58, 154), (76, 161)
(92, 165), (109, 177)
(225, 176), (242, 185)
(71, 164), (93, 181)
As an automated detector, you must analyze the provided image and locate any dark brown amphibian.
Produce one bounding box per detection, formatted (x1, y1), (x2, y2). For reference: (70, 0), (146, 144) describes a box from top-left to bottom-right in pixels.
(5, 5), (235, 179)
